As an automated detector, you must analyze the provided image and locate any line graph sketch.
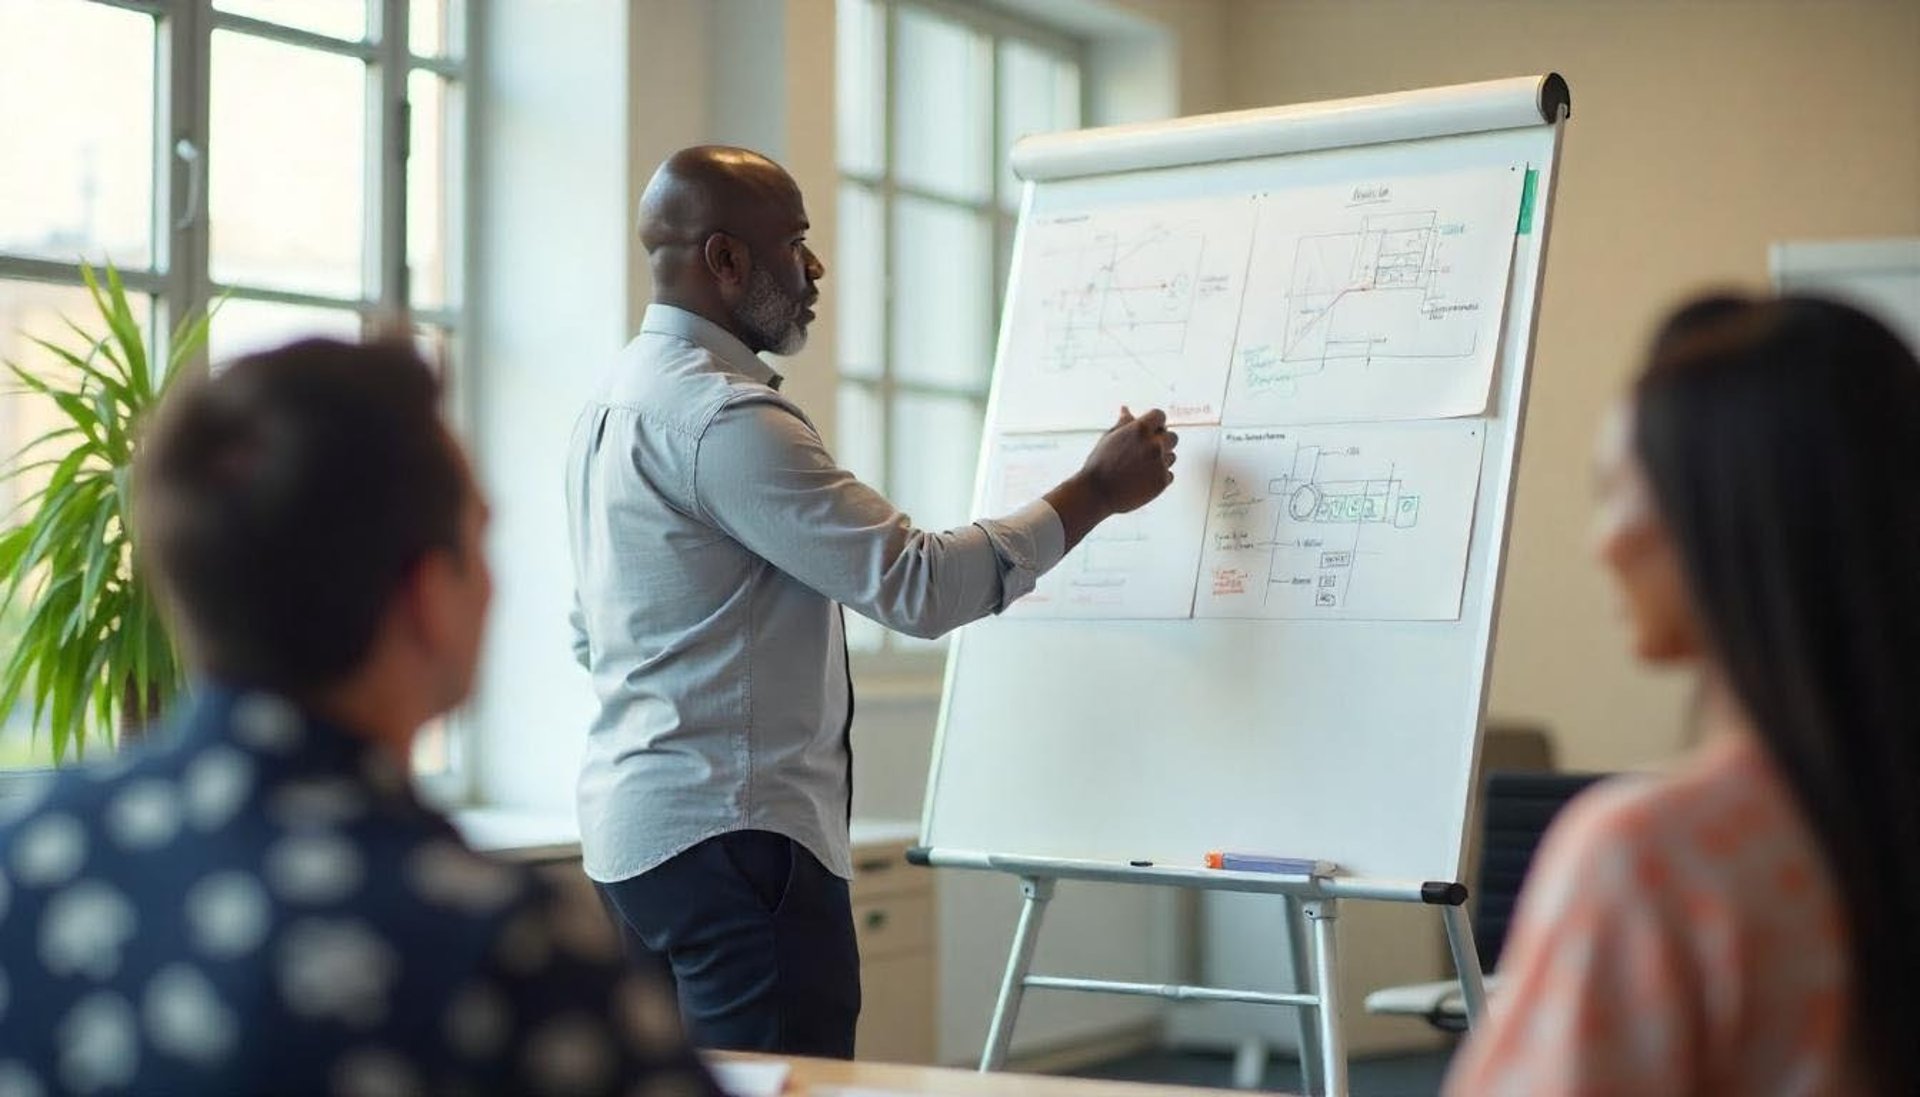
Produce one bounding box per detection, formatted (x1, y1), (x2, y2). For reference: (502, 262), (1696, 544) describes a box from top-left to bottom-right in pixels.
(1277, 210), (1479, 370)
(1196, 421), (1486, 621)
(982, 428), (1219, 619)
(997, 195), (1256, 432)
(1223, 165), (1527, 426)
(1034, 221), (1207, 393)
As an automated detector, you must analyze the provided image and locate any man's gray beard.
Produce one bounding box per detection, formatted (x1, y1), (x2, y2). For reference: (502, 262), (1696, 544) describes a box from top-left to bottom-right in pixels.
(732, 266), (808, 356)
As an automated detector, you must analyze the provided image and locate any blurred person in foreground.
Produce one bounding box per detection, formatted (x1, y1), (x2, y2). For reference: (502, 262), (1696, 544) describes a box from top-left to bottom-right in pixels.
(1445, 295), (1920, 1096)
(0, 338), (719, 1097)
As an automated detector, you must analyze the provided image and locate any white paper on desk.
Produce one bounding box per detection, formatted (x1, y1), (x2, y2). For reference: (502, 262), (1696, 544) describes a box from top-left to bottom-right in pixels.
(997, 194), (1257, 432)
(981, 428), (1219, 619)
(1224, 165), (1526, 426)
(704, 1057), (791, 1097)
(1195, 419), (1486, 621)
(808, 1088), (915, 1097)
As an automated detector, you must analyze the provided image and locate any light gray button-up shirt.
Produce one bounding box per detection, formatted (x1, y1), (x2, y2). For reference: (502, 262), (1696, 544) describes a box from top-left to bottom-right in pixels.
(566, 304), (1066, 883)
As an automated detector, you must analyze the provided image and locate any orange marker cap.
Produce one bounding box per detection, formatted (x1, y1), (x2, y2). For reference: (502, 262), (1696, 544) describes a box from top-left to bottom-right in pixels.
(1203, 851), (1224, 869)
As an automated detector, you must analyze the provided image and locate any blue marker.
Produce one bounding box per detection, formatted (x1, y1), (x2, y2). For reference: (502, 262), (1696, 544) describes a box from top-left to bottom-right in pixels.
(1205, 851), (1339, 877)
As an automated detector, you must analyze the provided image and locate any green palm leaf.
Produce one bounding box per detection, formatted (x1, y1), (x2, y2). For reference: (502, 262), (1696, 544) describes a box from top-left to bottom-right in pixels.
(0, 261), (210, 764)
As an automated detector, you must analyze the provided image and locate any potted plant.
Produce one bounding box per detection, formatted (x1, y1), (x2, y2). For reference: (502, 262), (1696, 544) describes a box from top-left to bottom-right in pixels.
(0, 263), (211, 763)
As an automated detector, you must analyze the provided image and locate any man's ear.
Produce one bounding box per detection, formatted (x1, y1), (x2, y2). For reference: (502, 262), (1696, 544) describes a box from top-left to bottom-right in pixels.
(397, 550), (455, 654)
(702, 231), (750, 289)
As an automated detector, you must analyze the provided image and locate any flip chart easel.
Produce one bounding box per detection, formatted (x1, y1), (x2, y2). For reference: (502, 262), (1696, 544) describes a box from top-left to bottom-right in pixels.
(912, 74), (1571, 1096)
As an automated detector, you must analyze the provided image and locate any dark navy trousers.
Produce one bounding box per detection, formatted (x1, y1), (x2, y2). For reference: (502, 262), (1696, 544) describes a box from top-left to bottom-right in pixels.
(596, 829), (862, 1058)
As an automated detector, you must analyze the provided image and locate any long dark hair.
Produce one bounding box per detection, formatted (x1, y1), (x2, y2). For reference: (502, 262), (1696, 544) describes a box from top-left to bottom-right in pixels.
(1633, 295), (1920, 1092)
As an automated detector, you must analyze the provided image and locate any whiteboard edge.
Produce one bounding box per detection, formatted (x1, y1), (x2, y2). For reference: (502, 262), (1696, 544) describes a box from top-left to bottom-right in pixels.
(1012, 73), (1569, 183)
(1444, 121), (1571, 883)
(920, 178), (1043, 846)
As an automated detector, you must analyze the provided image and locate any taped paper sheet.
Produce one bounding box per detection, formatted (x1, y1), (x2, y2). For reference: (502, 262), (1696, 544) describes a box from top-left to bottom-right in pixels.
(1224, 165), (1526, 425)
(982, 428), (1219, 619)
(1196, 420), (1485, 620)
(997, 195), (1256, 431)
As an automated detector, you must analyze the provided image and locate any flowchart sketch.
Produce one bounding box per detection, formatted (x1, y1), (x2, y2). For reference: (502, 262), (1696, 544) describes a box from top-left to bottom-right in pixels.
(997, 195), (1257, 432)
(1224, 166), (1526, 426)
(1196, 421), (1485, 621)
(982, 428), (1219, 619)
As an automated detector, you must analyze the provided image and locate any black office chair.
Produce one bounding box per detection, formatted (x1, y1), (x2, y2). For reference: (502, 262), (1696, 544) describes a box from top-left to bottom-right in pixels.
(1365, 770), (1607, 1030)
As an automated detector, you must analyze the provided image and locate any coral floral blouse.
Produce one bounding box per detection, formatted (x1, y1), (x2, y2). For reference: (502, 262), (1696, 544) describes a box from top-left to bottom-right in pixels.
(1445, 733), (1860, 1096)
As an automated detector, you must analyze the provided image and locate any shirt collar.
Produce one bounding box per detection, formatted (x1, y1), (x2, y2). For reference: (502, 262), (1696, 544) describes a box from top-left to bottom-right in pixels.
(175, 681), (421, 807)
(640, 303), (784, 390)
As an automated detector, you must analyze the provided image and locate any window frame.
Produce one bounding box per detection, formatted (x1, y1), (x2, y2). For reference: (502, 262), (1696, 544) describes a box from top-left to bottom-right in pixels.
(837, 0), (1087, 673)
(0, 0), (476, 798)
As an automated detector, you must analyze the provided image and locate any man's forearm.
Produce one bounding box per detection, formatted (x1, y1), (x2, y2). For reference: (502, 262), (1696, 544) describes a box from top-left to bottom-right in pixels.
(1043, 472), (1114, 553)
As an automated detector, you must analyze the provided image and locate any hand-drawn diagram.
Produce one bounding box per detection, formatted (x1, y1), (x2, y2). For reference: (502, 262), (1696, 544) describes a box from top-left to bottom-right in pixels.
(983, 428), (1220, 619)
(1223, 166), (1527, 427)
(1036, 223), (1206, 389)
(1196, 421), (1486, 621)
(997, 195), (1256, 432)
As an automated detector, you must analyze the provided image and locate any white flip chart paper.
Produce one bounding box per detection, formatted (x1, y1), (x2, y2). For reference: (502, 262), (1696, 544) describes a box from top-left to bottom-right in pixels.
(1196, 420), (1486, 620)
(982, 428), (1219, 619)
(996, 195), (1257, 432)
(1224, 165), (1526, 425)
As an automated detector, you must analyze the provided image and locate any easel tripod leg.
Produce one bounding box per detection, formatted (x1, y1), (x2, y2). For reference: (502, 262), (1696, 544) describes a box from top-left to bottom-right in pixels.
(1231, 1037), (1268, 1091)
(980, 876), (1057, 1072)
(1303, 898), (1348, 1097)
(1442, 904), (1488, 1026)
(1284, 896), (1324, 1096)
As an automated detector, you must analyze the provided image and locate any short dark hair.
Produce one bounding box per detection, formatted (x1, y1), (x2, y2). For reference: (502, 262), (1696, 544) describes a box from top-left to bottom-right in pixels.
(135, 338), (467, 696)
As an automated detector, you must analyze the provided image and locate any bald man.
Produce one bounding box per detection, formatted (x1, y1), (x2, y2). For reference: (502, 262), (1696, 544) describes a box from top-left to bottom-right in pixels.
(565, 146), (1177, 1057)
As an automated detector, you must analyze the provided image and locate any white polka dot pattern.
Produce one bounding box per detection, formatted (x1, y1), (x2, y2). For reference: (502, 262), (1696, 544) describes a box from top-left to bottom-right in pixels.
(404, 840), (523, 914)
(0, 1061), (43, 1097)
(11, 814), (86, 887)
(143, 963), (237, 1066)
(40, 882), (137, 981)
(183, 748), (254, 831)
(0, 691), (717, 1097)
(0, 775), (53, 824)
(277, 919), (400, 1027)
(269, 779), (369, 829)
(105, 779), (182, 851)
(267, 831), (365, 905)
(232, 693), (304, 754)
(184, 871), (272, 959)
(57, 992), (138, 1095)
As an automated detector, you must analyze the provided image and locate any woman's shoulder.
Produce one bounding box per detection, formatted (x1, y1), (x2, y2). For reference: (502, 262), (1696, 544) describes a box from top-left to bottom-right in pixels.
(1528, 735), (1810, 919)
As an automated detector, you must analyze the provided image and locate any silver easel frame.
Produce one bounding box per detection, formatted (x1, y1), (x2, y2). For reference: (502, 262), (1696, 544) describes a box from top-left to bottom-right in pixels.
(912, 849), (1485, 1097)
(914, 74), (1571, 1097)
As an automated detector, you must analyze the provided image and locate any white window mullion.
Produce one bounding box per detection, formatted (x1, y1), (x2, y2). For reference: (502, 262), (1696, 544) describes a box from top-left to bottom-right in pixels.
(878, 0), (899, 654)
(164, 0), (213, 369)
(374, 0), (409, 316)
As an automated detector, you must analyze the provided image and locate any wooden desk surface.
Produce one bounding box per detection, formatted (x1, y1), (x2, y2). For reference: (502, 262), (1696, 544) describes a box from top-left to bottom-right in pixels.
(718, 1052), (1281, 1096)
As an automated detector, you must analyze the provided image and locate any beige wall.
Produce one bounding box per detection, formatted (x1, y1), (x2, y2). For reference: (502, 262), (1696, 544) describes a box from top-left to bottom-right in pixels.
(1109, 0), (1235, 114)
(1221, 0), (1920, 771)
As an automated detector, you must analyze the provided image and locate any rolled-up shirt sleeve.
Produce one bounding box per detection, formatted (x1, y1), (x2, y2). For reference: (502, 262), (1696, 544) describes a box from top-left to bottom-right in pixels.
(975, 499), (1064, 606)
(692, 394), (1066, 640)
